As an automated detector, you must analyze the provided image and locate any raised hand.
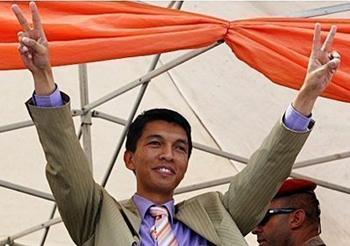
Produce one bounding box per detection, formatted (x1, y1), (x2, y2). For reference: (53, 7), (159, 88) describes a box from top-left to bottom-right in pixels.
(293, 23), (341, 116)
(12, 1), (55, 95)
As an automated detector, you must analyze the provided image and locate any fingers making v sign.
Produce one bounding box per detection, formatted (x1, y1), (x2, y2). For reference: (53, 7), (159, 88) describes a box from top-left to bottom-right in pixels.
(304, 24), (341, 97)
(12, 1), (55, 95)
(293, 23), (341, 116)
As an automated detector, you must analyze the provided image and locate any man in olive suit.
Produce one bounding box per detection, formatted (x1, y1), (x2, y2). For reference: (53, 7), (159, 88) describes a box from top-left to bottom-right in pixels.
(13, 2), (340, 246)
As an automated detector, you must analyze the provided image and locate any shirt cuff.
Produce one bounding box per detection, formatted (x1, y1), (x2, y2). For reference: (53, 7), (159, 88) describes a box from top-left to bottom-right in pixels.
(33, 85), (64, 107)
(284, 104), (312, 132)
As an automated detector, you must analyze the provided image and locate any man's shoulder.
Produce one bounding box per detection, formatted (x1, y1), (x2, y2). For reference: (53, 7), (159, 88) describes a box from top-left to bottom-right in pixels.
(175, 191), (224, 210)
(304, 235), (326, 246)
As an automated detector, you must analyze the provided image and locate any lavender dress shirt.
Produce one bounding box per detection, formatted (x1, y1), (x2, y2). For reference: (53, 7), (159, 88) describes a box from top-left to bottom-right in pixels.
(132, 194), (208, 246)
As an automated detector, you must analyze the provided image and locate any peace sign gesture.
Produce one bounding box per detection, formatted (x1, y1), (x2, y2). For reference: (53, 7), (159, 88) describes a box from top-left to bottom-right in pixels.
(12, 2), (54, 95)
(293, 23), (341, 116)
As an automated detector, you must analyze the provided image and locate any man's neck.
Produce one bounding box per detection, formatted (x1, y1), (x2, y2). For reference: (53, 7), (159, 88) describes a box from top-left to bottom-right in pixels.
(292, 228), (320, 245)
(135, 191), (173, 205)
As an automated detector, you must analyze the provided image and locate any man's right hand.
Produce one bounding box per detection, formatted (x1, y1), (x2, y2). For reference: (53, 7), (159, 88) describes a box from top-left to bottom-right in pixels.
(12, 2), (55, 96)
(292, 23), (341, 117)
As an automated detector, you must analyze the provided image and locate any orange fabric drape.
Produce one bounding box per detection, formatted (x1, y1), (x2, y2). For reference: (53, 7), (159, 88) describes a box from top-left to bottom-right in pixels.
(1, 1), (349, 102)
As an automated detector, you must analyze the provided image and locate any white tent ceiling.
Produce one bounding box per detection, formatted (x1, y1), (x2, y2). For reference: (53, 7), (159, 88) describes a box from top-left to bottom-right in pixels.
(0, 1), (349, 245)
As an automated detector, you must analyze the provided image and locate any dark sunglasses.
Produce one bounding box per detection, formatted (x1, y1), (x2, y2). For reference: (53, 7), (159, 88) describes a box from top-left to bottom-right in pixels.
(258, 208), (297, 226)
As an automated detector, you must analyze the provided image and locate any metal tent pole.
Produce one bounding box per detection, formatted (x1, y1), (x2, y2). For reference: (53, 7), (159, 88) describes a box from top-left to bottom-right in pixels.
(167, 1), (176, 8)
(288, 3), (350, 17)
(0, 110), (82, 134)
(293, 151), (350, 169)
(79, 64), (93, 169)
(290, 173), (350, 194)
(92, 110), (127, 125)
(0, 120), (34, 133)
(82, 42), (222, 113)
(0, 179), (54, 201)
(175, 1), (184, 9)
(173, 171), (350, 196)
(39, 205), (57, 246)
(0, 218), (62, 246)
(101, 54), (161, 187)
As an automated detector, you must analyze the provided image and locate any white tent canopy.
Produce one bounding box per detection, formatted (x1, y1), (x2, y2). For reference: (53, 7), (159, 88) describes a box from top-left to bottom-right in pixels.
(1, 1), (349, 245)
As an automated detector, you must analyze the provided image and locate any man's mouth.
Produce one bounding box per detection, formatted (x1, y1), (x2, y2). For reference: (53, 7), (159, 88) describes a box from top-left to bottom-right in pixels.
(257, 239), (266, 246)
(153, 166), (175, 176)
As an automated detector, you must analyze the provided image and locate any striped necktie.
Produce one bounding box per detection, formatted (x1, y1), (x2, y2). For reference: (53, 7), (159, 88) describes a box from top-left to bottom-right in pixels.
(149, 206), (178, 246)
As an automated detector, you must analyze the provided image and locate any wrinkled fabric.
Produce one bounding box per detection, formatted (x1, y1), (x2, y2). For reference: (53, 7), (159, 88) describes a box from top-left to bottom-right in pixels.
(1, 1), (349, 102)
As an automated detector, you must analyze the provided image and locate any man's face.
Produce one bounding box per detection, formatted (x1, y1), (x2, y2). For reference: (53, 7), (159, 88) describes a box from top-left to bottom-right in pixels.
(252, 199), (293, 246)
(124, 120), (189, 201)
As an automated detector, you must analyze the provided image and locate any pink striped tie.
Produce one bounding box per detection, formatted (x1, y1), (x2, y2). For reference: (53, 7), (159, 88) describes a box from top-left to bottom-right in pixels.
(149, 206), (178, 246)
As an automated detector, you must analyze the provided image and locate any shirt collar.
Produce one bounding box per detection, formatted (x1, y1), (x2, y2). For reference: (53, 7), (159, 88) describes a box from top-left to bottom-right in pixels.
(132, 193), (175, 223)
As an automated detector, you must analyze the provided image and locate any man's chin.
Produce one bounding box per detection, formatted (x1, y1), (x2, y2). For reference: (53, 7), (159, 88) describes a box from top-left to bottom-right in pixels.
(152, 182), (177, 194)
(257, 240), (267, 246)
(155, 178), (181, 189)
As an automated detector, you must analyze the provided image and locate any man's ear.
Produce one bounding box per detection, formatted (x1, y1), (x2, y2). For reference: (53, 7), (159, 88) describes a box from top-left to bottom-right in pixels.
(289, 209), (306, 229)
(124, 150), (135, 171)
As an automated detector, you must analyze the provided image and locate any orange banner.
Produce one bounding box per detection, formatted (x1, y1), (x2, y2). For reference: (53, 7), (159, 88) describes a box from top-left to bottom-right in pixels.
(1, 1), (349, 102)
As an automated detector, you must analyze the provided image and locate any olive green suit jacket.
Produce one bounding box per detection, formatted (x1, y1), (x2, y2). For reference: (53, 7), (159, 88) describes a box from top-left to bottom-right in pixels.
(27, 94), (311, 246)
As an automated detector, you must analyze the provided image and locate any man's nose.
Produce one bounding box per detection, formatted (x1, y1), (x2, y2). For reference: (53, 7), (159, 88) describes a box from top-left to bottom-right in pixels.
(252, 226), (262, 235)
(159, 144), (174, 161)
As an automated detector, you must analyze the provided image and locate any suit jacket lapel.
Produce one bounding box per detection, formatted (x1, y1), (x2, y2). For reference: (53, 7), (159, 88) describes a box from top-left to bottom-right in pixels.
(121, 198), (221, 245)
(175, 199), (221, 246)
(120, 199), (142, 240)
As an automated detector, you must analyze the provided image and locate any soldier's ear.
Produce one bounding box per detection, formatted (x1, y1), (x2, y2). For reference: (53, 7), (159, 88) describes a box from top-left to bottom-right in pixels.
(289, 209), (306, 229)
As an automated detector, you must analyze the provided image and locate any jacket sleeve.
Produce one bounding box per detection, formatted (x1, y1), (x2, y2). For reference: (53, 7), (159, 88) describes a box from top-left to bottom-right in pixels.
(26, 92), (102, 245)
(222, 121), (311, 235)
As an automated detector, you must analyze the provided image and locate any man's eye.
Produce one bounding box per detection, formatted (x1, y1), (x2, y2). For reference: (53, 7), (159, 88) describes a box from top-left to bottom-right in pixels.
(175, 145), (187, 153)
(148, 141), (160, 146)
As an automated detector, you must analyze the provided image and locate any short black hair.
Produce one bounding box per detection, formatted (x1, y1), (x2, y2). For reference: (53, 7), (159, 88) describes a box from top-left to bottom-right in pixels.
(280, 192), (321, 226)
(125, 108), (192, 157)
